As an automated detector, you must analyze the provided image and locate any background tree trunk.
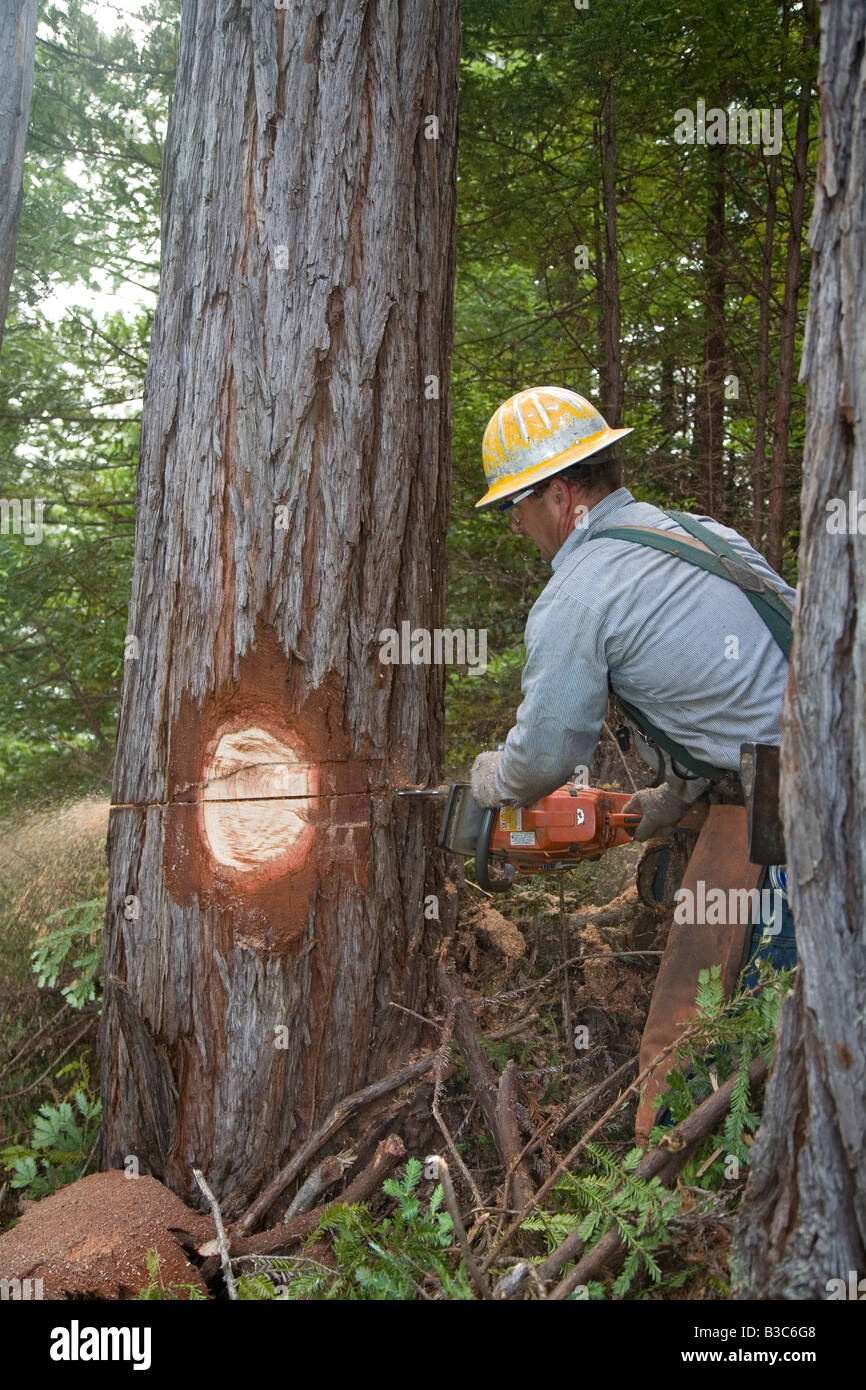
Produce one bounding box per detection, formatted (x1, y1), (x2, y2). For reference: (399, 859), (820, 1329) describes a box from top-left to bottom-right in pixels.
(695, 144), (726, 520)
(99, 0), (460, 1217)
(0, 0), (37, 353)
(735, 0), (866, 1295)
(598, 77), (622, 426)
(751, 152), (778, 547)
(766, 6), (816, 570)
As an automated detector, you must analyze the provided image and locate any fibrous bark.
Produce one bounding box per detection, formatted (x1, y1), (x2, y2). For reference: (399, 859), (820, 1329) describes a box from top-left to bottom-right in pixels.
(100, 0), (460, 1216)
(735, 0), (866, 1296)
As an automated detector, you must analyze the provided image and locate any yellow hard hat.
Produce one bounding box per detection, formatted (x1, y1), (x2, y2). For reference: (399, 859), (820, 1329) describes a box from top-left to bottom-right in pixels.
(477, 386), (633, 510)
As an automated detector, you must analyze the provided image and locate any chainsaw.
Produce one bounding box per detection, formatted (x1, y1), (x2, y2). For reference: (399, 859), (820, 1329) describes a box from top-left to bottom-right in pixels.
(401, 781), (641, 892)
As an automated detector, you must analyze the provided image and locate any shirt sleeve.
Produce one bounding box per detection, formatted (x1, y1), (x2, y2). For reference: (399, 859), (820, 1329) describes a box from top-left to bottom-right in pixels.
(492, 587), (611, 807)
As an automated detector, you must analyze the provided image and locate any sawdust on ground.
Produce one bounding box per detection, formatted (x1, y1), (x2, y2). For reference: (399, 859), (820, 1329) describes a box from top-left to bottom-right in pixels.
(0, 1169), (213, 1299)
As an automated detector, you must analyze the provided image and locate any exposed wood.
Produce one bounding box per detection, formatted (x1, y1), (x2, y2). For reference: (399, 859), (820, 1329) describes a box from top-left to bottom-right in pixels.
(98, 0), (461, 1213)
(736, 0), (866, 1295)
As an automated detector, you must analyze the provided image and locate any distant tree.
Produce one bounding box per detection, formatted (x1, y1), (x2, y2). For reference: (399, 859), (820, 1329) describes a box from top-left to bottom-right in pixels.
(0, 0), (37, 352)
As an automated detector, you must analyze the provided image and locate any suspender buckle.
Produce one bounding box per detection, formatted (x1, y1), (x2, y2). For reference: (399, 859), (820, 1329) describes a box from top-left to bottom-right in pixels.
(720, 554), (764, 594)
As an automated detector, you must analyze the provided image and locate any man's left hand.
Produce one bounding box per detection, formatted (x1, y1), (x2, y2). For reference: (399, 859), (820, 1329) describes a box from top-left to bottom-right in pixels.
(623, 783), (692, 842)
(471, 750), (503, 808)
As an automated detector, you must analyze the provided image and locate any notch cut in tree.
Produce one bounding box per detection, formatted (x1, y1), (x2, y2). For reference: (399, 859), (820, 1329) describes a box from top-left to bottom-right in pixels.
(99, 0), (461, 1217)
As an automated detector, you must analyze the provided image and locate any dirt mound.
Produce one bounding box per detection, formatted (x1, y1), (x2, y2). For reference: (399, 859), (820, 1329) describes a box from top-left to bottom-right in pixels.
(0, 1169), (212, 1299)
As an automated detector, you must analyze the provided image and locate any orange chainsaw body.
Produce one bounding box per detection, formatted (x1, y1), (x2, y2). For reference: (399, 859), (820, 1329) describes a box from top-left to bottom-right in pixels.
(489, 785), (640, 874)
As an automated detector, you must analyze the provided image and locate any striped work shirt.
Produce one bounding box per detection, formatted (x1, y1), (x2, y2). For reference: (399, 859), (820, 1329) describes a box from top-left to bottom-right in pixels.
(493, 487), (796, 807)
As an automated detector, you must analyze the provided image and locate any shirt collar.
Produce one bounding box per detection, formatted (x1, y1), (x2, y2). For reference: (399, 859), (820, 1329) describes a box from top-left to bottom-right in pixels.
(550, 487), (635, 571)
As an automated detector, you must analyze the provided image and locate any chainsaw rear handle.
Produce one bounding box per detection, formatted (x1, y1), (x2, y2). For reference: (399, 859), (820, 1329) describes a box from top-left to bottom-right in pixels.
(611, 811), (643, 837)
(476, 807), (513, 892)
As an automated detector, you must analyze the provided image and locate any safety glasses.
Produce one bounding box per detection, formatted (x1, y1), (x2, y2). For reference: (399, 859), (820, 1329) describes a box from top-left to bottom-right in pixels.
(498, 478), (551, 512)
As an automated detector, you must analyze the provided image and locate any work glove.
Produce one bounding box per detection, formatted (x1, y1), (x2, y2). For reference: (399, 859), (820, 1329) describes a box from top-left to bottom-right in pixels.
(623, 782), (693, 843)
(471, 750), (503, 809)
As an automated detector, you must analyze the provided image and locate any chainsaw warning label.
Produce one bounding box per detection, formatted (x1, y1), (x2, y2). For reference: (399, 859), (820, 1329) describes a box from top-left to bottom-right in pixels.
(509, 831), (536, 846)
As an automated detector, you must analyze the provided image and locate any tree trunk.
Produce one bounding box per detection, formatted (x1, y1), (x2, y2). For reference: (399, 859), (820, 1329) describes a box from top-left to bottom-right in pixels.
(751, 152), (779, 548)
(0, 0), (37, 354)
(99, 0), (460, 1218)
(695, 144), (726, 521)
(599, 77), (622, 425)
(735, 0), (866, 1296)
(766, 8), (816, 571)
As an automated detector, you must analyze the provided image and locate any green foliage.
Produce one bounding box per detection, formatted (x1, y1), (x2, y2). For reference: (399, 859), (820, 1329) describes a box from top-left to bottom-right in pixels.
(521, 960), (793, 1297)
(1, 1062), (101, 1197)
(0, 0), (178, 801)
(524, 1142), (682, 1295)
(269, 1159), (472, 1301)
(137, 1250), (207, 1301)
(649, 958), (793, 1173)
(31, 897), (103, 1008)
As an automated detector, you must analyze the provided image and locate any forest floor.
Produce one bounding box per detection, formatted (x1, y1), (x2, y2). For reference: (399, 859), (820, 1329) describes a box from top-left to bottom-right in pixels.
(0, 787), (765, 1299)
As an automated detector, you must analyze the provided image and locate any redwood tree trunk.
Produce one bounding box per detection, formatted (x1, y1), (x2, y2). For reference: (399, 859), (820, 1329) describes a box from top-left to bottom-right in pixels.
(99, 0), (460, 1217)
(735, 0), (866, 1295)
(0, 0), (36, 353)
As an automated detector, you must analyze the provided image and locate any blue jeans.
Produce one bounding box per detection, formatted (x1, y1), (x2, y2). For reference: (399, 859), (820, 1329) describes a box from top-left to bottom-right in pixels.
(739, 866), (797, 990)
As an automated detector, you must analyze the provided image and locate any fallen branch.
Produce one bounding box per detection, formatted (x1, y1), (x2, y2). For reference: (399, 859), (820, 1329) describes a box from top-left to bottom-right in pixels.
(482, 1015), (727, 1272)
(426, 1154), (491, 1300)
(431, 998), (483, 1209)
(483, 952), (662, 1005)
(496, 1059), (536, 1214)
(545, 1055), (769, 1299)
(232, 1052), (437, 1235)
(285, 1152), (353, 1220)
(218, 1134), (407, 1258)
(193, 1167), (237, 1300)
(438, 960), (502, 1152)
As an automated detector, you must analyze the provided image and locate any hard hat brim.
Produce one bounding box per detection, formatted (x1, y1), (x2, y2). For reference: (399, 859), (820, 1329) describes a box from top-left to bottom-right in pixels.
(475, 424), (634, 510)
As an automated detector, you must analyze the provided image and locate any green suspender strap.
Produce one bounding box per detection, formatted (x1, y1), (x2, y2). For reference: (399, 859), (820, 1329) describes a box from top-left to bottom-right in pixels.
(593, 511), (794, 782)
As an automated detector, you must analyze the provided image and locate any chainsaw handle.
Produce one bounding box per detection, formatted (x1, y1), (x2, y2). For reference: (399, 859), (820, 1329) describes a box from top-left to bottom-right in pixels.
(610, 811), (643, 840)
(476, 807), (512, 892)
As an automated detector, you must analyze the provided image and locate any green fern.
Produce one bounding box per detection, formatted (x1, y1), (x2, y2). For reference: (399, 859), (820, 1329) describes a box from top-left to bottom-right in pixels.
(31, 897), (103, 1009)
(524, 1142), (680, 1294)
(137, 1250), (207, 1301)
(1, 1063), (101, 1197)
(269, 1158), (472, 1301)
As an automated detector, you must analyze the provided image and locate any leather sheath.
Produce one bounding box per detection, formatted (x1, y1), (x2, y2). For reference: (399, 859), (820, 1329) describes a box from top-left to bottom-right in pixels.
(635, 804), (762, 1143)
